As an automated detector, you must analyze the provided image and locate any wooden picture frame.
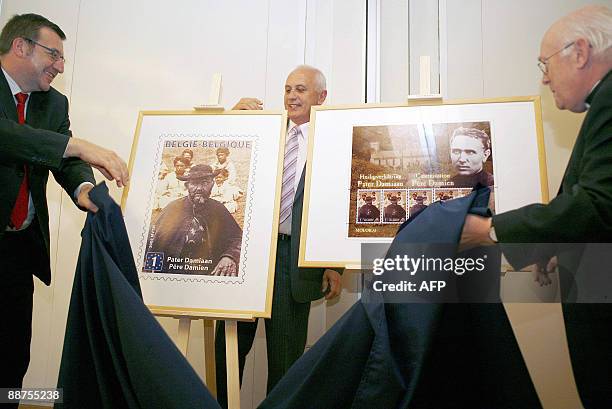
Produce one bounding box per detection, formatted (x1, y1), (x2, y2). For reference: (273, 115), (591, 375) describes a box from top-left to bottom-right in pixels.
(122, 110), (286, 317)
(299, 97), (548, 269)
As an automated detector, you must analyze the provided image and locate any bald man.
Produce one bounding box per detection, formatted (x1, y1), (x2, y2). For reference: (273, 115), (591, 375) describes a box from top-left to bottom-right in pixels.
(460, 5), (612, 407)
(215, 65), (342, 405)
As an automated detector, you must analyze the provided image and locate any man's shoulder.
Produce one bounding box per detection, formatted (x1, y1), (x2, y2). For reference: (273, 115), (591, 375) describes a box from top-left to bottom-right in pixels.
(597, 70), (612, 94)
(590, 71), (612, 114)
(160, 196), (190, 213)
(48, 86), (67, 99)
(31, 86), (68, 105)
(207, 198), (232, 213)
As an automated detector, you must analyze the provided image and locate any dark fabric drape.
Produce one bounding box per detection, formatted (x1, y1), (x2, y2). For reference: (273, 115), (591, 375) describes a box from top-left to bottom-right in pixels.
(260, 187), (541, 409)
(56, 182), (219, 409)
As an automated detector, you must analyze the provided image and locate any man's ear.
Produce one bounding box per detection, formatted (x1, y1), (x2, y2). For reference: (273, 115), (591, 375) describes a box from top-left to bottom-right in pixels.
(574, 37), (592, 69)
(318, 89), (327, 105)
(483, 149), (491, 162)
(12, 37), (31, 58)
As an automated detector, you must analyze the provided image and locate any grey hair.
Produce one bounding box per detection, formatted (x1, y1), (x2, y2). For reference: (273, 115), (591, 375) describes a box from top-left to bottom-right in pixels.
(558, 5), (612, 61)
(293, 64), (327, 92)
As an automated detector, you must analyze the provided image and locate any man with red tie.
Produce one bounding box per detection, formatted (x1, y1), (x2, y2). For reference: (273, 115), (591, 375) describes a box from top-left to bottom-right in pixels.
(0, 13), (128, 397)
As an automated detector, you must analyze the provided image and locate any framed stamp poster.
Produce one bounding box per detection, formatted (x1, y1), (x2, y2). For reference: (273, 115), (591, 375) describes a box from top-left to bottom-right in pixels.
(122, 111), (286, 317)
(299, 97), (548, 268)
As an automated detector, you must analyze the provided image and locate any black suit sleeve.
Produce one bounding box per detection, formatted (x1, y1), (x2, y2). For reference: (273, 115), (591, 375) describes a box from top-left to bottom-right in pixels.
(49, 95), (96, 200)
(0, 118), (69, 168)
(493, 102), (612, 244)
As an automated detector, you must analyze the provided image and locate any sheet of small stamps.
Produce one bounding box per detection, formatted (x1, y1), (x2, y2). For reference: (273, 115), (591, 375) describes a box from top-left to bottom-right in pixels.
(348, 121), (495, 238)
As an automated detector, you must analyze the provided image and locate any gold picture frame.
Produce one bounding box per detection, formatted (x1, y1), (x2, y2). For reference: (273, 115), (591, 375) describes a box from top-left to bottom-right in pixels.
(300, 97), (548, 269)
(122, 110), (287, 318)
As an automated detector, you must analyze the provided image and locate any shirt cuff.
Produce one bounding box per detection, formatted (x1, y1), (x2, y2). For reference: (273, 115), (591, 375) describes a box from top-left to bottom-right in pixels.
(74, 182), (95, 200)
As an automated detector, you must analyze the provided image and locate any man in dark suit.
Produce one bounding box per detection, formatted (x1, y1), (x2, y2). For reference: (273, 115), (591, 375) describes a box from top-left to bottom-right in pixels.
(215, 65), (342, 406)
(0, 13), (128, 396)
(460, 5), (612, 407)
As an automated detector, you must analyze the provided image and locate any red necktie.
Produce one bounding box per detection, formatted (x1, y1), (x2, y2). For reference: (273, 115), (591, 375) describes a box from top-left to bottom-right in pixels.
(10, 92), (29, 229)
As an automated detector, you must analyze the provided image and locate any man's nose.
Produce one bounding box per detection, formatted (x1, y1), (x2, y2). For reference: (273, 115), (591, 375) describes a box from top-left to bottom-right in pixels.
(54, 59), (65, 74)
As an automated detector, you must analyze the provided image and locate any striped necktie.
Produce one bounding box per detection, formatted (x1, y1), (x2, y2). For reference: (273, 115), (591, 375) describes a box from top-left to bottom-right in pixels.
(279, 126), (300, 224)
(9, 92), (29, 229)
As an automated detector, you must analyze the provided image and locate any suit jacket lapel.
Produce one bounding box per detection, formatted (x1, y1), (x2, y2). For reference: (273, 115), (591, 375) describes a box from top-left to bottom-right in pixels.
(293, 165), (306, 205)
(26, 91), (46, 129)
(25, 93), (48, 179)
(0, 67), (18, 122)
(290, 166), (306, 239)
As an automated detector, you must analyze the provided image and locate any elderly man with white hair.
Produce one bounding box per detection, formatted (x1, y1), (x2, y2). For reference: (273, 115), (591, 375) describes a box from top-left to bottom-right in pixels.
(461, 5), (612, 407)
(215, 65), (343, 407)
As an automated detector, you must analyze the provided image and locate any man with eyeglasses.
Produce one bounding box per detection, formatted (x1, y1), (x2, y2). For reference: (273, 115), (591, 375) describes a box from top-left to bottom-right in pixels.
(460, 5), (612, 407)
(0, 13), (128, 398)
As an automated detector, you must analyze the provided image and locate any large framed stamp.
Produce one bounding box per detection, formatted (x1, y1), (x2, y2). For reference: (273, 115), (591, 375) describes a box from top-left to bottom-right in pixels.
(299, 97), (549, 268)
(122, 111), (286, 316)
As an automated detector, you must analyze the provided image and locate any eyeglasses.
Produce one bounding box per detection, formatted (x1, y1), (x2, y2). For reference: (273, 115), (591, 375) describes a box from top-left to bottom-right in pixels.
(23, 37), (65, 63)
(537, 42), (574, 74)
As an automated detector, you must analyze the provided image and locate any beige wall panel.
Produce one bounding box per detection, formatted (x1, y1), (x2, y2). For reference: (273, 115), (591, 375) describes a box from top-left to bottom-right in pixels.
(329, 0), (365, 105)
(263, 0), (307, 110)
(380, 0), (410, 102)
(445, 0), (484, 98)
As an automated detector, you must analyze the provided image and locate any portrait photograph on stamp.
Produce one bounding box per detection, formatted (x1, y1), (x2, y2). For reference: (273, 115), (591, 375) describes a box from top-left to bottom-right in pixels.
(348, 121), (494, 238)
(122, 111), (286, 315)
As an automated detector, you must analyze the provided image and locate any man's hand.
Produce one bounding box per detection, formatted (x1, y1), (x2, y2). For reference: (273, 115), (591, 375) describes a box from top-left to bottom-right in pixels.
(321, 269), (342, 300)
(65, 138), (129, 187)
(76, 183), (99, 213)
(231, 97), (263, 110)
(211, 256), (238, 277)
(459, 214), (494, 252)
(531, 256), (557, 287)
